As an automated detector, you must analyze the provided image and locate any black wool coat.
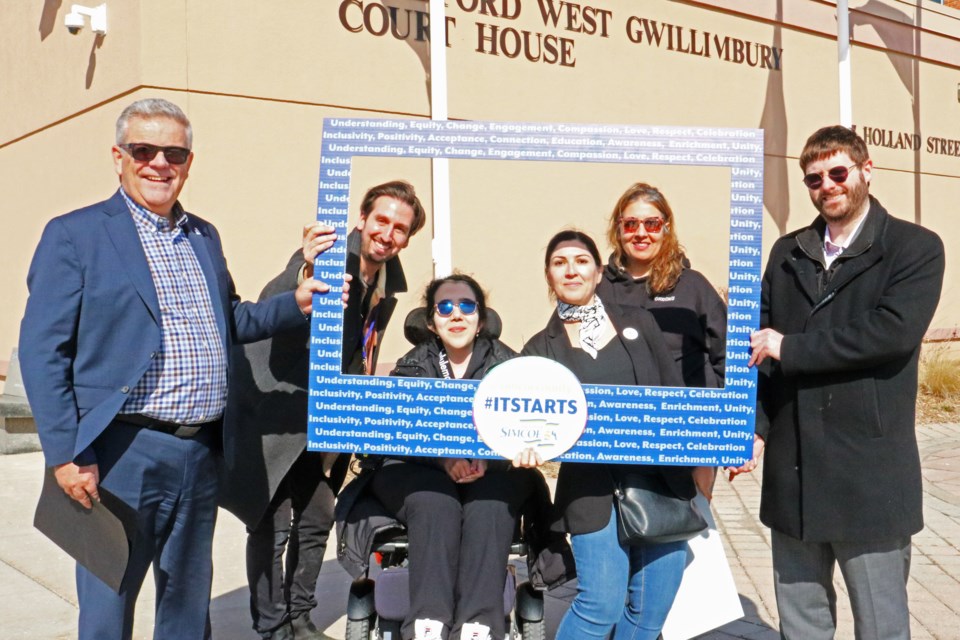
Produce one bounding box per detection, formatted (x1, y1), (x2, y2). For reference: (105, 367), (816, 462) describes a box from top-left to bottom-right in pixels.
(757, 197), (945, 542)
(219, 238), (406, 527)
(522, 300), (692, 535)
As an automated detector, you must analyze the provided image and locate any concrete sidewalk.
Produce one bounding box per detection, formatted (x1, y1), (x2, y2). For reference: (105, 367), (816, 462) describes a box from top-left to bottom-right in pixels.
(1, 423), (958, 639)
(705, 421), (960, 640)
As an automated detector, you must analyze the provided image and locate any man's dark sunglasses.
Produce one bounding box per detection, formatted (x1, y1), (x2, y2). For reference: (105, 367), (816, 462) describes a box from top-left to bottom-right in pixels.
(119, 143), (191, 165)
(435, 299), (479, 317)
(802, 164), (859, 190)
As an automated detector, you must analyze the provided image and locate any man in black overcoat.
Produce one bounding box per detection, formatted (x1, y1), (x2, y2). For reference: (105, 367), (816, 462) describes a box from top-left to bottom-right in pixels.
(220, 181), (426, 639)
(740, 126), (945, 640)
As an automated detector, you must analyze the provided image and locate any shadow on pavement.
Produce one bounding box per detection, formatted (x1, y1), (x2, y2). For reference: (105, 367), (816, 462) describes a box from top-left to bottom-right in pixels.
(210, 558), (354, 639)
(209, 558), (772, 639)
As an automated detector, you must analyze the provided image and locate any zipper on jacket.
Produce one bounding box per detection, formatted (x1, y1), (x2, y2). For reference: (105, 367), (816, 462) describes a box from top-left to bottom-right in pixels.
(810, 290), (836, 315)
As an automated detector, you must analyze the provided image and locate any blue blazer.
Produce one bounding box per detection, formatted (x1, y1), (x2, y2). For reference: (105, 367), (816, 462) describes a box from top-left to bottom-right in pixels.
(19, 190), (306, 467)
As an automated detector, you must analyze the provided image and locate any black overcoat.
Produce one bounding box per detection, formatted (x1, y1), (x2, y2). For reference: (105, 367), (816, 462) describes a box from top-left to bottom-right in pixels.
(219, 236), (406, 527)
(522, 300), (692, 535)
(757, 197), (944, 542)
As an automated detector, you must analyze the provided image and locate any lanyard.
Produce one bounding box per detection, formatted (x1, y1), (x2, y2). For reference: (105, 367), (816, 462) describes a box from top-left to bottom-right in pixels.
(437, 346), (453, 379)
(360, 304), (380, 366)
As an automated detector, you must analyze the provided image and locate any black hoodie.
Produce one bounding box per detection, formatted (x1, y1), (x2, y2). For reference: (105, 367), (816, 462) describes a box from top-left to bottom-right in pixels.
(597, 257), (726, 388)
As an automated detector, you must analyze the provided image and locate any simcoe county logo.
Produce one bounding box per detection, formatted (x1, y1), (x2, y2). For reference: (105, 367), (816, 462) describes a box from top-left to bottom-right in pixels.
(472, 356), (587, 461)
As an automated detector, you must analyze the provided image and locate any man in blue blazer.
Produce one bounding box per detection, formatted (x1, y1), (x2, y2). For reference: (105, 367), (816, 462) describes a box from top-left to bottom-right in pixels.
(19, 98), (329, 640)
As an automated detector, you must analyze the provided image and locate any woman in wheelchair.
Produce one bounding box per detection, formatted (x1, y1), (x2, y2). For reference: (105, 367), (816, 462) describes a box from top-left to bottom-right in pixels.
(366, 273), (538, 640)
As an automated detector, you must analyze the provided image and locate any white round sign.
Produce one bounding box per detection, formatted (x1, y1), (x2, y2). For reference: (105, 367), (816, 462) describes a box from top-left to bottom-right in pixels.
(473, 356), (588, 461)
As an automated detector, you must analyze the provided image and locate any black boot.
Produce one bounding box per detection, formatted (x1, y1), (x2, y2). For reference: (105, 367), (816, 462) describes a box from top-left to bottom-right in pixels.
(290, 613), (335, 640)
(263, 623), (294, 640)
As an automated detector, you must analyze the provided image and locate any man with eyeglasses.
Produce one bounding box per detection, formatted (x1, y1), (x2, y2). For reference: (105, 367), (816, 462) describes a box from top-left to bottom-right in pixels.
(221, 181), (426, 639)
(736, 125), (944, 639)
(18, 98), (332, 640)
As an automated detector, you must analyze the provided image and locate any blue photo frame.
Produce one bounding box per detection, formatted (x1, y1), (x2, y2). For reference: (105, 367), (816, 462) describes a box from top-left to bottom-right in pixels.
(308, 118), (762, 466)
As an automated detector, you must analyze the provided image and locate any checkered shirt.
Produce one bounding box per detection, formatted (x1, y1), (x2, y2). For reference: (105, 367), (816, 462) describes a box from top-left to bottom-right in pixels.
(118, 189), (228, 423)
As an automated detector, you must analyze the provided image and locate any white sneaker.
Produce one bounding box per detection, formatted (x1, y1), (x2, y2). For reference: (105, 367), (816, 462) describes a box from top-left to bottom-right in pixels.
(461, 622), (492, 640)
(414, 618), (444, 640)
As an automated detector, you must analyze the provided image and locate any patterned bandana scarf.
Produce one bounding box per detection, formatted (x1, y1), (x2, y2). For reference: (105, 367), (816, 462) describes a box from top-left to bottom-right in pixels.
(556, 295), (607, 359)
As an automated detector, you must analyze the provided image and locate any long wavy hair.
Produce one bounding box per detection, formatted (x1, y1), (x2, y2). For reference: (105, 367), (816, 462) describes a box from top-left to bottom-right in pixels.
(607, 183), (686, 296)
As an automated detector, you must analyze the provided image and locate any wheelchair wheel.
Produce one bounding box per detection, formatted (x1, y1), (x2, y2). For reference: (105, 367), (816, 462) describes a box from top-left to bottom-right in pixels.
(376, 618), (403, 640)
(514, 580), (545, 640)
(345, 614), (376, 640)
(516, 615), (545, 640)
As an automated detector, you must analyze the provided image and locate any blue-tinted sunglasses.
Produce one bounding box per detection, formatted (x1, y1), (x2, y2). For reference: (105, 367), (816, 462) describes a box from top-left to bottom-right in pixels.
(435, 299), (478, 317)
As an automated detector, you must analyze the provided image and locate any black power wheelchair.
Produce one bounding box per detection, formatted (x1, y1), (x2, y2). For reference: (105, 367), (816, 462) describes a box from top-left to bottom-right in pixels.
(342, 527), (547, 640)
(334, 308), (571, 640)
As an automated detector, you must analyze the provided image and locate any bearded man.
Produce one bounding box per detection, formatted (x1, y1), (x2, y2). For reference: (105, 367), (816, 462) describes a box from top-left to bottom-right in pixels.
(739, 125), (945, 640)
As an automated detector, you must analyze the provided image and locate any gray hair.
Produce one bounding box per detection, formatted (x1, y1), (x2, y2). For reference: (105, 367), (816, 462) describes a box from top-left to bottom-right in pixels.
(115, 98), (193, 147)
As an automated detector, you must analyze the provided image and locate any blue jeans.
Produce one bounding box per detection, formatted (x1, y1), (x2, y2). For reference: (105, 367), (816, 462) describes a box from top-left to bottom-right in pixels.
(556, 506), (687, 640)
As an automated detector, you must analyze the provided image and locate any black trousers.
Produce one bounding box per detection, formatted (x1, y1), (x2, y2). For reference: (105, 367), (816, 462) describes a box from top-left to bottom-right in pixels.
(370, 461), (536, 640)
(246, 450), (337, 636)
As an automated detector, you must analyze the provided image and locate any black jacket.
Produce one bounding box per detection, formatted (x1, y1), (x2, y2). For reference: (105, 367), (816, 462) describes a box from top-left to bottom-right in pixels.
(334, 469), (405, 580)
(336, 329), (574, 587)
(219, 233), (406, 526)
(385, 334), (517, 471)
(392, 334), (517, 380)
(757, 197), (944, 542)
(522, 300), (693, 535)
(219, 250), (349, 527)
(598, 262), (726, 388)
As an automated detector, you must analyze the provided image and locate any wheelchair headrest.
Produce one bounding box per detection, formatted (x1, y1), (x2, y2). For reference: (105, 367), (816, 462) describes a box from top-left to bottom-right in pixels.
(403, 306), (503, 345)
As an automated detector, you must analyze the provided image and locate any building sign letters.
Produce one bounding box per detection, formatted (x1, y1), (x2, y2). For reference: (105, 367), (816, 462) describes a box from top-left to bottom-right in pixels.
(337, 1), (784, 70)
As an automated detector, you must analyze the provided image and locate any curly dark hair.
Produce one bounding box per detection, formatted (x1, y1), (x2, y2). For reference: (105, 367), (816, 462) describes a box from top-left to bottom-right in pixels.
(423, 273), (488, 330)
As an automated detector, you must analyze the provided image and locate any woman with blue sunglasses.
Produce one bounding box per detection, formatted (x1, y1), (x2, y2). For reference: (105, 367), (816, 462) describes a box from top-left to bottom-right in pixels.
(392, 274), (510, 381)
(366, 274), (541, 640)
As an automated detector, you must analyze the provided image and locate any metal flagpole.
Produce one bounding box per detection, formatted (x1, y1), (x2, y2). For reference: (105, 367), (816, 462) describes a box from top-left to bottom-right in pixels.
(429, 0), (452, 277)
(837, 0), (853, 127)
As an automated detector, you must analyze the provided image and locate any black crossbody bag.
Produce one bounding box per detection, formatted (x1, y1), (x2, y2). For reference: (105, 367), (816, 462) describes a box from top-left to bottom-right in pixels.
(613, 471), (708, 545)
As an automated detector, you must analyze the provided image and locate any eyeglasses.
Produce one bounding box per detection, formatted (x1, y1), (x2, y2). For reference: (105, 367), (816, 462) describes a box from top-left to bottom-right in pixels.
(435, 299), (478, 317)
(619, 217), (665, 234)
(802, 164), (859, 190)
(119, 143), (191, 165)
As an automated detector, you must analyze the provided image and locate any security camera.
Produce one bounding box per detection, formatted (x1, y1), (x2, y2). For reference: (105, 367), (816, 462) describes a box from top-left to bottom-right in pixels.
(64, 12), (85, 34)
(63, 4), (108, 36)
